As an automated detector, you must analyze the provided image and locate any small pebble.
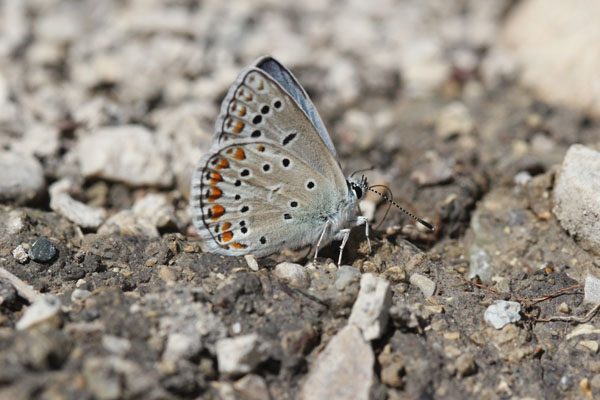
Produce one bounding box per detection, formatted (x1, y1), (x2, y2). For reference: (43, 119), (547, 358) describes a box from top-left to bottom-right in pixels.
(409, 273), (436, 297)
(484, 300), (521, 329)
(273, 262), (309, 289)
(12, 245), (29, 263)
(28, 237), (57, 263)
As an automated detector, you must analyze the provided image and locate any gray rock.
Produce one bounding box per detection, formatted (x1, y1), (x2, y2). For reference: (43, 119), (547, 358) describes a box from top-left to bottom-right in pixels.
(300, 325), (374, 400)
(0, 150), (45, 204)
(16, 294), (61, 330)
(409, 273), (436, 298)
(334, 265), (362, 291)
(76, 125), (173, 187)
(484, 300), (522, 329)
(348, 273), (391, 341)
(49, 179), (106, 229)
(0, 278), (17, 307)
(273, 262), (310, 289)
(216, 333), (268, 377)
(468, 244), (494, 281)
(553, 144), (600, 255)
(28, 237), (57, 263)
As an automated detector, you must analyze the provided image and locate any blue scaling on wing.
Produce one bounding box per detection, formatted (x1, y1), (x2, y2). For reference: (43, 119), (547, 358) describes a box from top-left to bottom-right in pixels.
(256, 57), (338, 158)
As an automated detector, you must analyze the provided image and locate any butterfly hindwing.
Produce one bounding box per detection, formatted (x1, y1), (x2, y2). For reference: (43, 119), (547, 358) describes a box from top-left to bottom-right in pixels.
(190, 140), (346, 256)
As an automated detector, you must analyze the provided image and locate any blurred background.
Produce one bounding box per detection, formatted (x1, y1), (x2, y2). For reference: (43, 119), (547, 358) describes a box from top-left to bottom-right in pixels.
(2, 0), (598, 216)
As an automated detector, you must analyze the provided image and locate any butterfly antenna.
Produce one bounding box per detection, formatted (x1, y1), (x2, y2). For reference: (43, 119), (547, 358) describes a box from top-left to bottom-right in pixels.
(368, 184), (393, 230)
(366, 183), (435, 231)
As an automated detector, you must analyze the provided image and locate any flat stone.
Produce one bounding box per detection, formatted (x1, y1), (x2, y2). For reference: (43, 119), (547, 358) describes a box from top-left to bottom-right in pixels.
(584, 274), (600, 304)
(0, 150), (45, 205)
(16, 294), (61, 330)
(216, 333), (267, 377)
(334, 265), (362, 290)
(553, 145), (600, 255)
(28, 236), (57, 263)
(348, 273), (391, 341)
(233, 374), (271, 400)
(77, 125), (173, 187)
(300, 325), (374, 400)
(273, 262), (310, 289)
(484, 300), (521, 329)
(409, 273), (436, 297)
(98, 210), (159, 238)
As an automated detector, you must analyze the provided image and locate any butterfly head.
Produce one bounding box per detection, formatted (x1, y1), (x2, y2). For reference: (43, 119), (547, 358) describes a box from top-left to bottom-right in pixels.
(346, 175), (369, 202)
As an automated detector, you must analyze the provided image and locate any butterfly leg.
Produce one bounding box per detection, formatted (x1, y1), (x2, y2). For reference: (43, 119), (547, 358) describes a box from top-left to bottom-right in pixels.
(337, 228), (351, 266)
(355, 216), (371, 254)
(313, 220), (330, 262)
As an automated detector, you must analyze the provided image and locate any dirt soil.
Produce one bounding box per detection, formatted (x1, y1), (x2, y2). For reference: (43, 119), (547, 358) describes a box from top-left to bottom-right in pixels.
(1, 1), (599, 399)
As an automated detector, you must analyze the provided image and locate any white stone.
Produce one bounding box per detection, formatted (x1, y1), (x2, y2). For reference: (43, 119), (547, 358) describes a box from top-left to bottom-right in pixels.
(484, 300), (521, 329)
(553, 145), (600, 255)
(102, 335), (132, 356)
(132, 193), (176, 229)
(163, 332), (202, 362)
(244, 255), (259, 271)
(436, 102), (475, 139)
(76, 125), (173, 187)
(71, 288), (92, 302)
(11, 245), (29, 263)
(349, 273), (391, 341)
(500, 0), (600, 117)
(273, 262), (310, 289)
(410, 273), (436, 297)
(98, 210), (159, 238)
(216, 334), (267, 377)
(0, 150), (45, 204)
(300, 325), (374, 400)
(16, 294), (61, 330)
(49, 179), (106, 229)
(584, 274), (600, 304)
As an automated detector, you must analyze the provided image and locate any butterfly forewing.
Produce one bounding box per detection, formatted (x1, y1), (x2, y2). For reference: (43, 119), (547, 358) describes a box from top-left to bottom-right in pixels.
(214, 61), (345, 188)
(191, 140), (345, 256)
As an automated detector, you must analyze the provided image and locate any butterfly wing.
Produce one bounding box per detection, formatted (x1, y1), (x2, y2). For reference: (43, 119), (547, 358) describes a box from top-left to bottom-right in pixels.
(191, 56), (353, 256)
(191, 140), (346, 256)
(213, 56), (343, 184)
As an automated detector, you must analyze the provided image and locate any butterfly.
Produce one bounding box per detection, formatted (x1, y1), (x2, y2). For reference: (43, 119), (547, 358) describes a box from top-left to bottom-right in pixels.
(190, 56), (432, 265)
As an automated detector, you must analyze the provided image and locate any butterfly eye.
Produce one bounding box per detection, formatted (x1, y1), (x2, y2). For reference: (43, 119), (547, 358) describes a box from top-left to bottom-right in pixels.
(353, 185), (363, 199)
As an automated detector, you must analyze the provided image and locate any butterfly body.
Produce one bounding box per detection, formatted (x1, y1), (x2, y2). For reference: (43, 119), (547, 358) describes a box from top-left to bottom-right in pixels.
(190, 56), (368, 262)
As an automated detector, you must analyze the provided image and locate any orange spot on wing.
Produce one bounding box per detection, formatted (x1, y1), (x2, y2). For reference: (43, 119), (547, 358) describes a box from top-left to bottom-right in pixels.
(232, 121), (244, 134)
(233, 148), (246, 160)
(246, 94), (253, 101)
(258, 81), (264, 90)
(231, 242), (247, 249)
(215, 158), (229, 169)
(238, 106), (246, 117)
(209, 172), (222, 185)
(208, 187), (222, 202)
(222, 222), (231, 231)
(211, 205), (225, 220)
(221, 231), (233, 242)
(257, 145), (265, 152)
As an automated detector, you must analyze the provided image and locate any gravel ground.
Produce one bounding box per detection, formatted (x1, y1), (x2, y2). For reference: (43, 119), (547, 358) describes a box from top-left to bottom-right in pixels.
(1, 1), (600, 399)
